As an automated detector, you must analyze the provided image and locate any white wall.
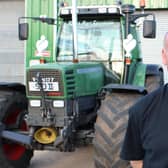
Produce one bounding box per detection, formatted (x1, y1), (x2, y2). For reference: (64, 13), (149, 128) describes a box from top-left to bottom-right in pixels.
(0, 0), (25, 83)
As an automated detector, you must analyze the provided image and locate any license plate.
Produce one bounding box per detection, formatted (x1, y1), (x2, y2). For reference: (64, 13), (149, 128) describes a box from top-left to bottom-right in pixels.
(29, 82), (59, 91)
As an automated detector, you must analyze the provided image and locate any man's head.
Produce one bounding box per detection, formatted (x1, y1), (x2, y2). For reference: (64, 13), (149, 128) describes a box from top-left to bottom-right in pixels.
(162, 32), (168, 66)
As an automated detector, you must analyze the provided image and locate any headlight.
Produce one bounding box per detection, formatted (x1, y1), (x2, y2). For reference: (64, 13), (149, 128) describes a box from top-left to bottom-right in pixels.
(53, 100), (64, 108)
(60, 9), (70, 15)
(30, 100), (41, 107)
(98, 7), (107, 13)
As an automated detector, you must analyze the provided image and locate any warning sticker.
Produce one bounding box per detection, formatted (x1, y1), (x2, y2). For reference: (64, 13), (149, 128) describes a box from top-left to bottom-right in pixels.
(35, 35), (51, 57)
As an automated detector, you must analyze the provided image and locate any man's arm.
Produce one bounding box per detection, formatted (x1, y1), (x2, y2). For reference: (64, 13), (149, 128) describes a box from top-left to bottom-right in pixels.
(130, 160), (143, 168)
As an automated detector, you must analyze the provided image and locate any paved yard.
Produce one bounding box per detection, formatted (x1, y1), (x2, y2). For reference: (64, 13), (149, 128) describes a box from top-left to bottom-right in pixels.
(30, 145), (94, 168)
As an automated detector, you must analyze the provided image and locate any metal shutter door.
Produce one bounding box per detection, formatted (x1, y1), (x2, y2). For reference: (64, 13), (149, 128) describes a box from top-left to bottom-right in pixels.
(0, 0), (24, 83)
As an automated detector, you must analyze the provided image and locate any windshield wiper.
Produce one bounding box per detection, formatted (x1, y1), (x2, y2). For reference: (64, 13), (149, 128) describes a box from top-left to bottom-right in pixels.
(59, 51), (95, 57)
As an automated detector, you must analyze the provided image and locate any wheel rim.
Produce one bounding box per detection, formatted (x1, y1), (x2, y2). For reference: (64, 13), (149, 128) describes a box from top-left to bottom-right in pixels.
(2, 108), (27, 161)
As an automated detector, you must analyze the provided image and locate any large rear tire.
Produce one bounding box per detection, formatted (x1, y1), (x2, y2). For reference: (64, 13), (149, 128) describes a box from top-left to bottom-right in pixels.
(0, 91), (33, 168)
(94, 74), (163, 168)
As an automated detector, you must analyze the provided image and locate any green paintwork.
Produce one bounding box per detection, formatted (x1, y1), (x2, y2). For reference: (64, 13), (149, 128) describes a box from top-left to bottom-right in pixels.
(25, 0), (56, 68)
(130, 25), (142, 61)
(27, 62), (104, 99)
(132, 63), (146, 86)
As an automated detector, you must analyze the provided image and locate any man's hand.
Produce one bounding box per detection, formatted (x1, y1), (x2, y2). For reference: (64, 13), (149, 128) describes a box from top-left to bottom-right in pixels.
(130, 160), (143, 168)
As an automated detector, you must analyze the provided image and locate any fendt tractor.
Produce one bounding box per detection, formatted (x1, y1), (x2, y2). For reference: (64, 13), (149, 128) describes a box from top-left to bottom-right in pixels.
(0, 0), (164, 168)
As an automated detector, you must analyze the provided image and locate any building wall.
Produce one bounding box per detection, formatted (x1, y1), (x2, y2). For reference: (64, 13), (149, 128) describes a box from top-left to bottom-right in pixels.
(140, 10), (168, 83)
(0, 0), (25, 83)
(141, 10), (168, 65)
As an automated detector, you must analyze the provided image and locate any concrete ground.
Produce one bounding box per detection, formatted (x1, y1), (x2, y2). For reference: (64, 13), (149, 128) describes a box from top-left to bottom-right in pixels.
(30, 145), (94, 168)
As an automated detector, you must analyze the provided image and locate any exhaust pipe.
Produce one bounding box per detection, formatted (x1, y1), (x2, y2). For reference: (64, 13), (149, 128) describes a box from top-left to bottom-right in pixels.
(72, 0), (78, 62)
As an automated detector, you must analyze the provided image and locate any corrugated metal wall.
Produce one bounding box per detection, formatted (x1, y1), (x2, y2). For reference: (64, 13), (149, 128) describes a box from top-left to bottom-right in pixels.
(0, 0), (25, 83)
(140, 10), (168, 83)
(141, 10), (168, 65)
(65, 0), (168, 8)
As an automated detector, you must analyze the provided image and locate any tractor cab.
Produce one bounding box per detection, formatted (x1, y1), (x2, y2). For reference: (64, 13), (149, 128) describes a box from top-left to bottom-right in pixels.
(57, 5), (124, 83)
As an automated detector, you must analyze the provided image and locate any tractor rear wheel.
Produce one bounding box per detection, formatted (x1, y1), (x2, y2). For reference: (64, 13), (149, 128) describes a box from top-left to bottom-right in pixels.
(0, 91), (33, 168)
(94, 74), (163, 168)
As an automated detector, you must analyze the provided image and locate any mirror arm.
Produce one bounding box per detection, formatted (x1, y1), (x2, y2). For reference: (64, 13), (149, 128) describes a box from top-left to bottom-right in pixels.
(130, 13), (155, 23)
(19, 17), (56, 25)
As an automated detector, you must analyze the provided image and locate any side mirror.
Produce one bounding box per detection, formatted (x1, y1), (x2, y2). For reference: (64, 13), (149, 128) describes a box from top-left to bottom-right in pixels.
(143, 20), (156, 38)
(18, 23), (29, 40)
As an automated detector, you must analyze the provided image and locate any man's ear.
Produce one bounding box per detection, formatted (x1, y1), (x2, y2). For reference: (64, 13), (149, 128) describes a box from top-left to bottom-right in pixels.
(162, 48), (167, 65)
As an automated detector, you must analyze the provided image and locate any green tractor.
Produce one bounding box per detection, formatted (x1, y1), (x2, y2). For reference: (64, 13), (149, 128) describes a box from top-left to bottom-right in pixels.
(0, 0), (163, 168)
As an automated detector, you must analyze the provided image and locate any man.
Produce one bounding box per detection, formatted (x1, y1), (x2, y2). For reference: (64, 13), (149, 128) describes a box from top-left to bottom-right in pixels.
(120, 32), (168, 168)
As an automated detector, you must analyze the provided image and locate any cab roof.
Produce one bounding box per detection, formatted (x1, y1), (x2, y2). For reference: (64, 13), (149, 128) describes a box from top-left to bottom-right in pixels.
(59, 5), (123, 21)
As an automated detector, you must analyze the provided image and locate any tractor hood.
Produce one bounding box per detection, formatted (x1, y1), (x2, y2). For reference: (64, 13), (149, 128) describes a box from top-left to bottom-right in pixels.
(26, 62), (105, 99)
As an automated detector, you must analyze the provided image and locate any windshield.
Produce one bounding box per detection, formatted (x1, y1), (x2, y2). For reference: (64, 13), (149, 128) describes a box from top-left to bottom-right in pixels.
(57, 20), (123, 63)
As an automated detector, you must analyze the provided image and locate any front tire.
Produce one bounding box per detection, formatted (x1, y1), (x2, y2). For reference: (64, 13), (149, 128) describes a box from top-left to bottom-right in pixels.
(0, 91), (33, 168)
(94, 92), (142, 168)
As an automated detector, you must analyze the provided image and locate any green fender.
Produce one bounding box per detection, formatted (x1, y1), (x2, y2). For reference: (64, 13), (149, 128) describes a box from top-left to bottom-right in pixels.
(132, 63), (146, 87)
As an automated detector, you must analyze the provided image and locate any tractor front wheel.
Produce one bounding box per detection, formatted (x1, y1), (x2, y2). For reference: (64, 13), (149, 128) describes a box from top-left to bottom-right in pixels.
(94, 92), (142, 168)
(0, 91), (33, 168)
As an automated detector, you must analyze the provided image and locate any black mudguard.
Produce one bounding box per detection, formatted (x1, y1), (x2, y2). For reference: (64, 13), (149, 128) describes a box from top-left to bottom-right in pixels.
(146, 64), (163, 76)
(0, 82), (26, 94)
(99, 83), (147, 98)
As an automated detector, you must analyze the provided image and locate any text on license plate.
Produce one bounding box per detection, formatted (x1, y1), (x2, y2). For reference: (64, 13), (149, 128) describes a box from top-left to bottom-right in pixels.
(29, 82), (59, 91)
